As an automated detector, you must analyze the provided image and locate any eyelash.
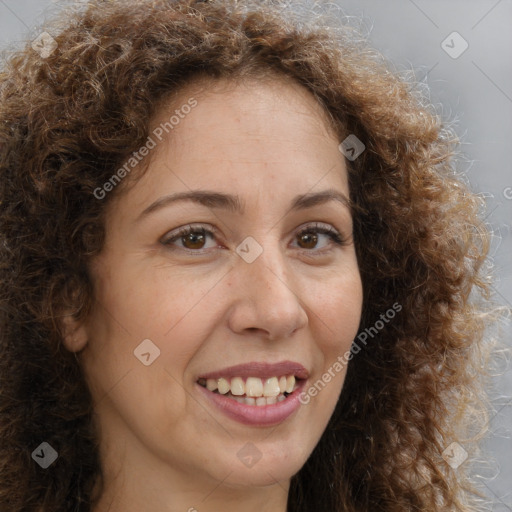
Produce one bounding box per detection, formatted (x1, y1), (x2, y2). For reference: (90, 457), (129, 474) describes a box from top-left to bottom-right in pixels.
(160, 222), (348, 256)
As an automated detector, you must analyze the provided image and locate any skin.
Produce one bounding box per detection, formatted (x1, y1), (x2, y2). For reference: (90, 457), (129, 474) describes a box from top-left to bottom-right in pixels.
(63, 75), (363, 512)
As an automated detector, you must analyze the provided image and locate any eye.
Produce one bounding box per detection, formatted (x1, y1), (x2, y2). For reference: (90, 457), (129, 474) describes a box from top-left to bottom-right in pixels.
(293, 223), (347, 252)
(160, 224), (219, 252)
(160, 222), (348, 254)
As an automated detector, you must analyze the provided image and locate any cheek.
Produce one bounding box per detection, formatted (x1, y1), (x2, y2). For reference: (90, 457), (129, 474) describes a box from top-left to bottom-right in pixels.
(81, 265), (209, 402)
(92, 259), (222, 343)
(304, 268), (363, 402)
(81, 272), (209, 437)
(313, 269), (363, 349)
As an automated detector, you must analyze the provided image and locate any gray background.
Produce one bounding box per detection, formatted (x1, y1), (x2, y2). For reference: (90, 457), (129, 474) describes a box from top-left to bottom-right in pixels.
(1, 0), (510, 508)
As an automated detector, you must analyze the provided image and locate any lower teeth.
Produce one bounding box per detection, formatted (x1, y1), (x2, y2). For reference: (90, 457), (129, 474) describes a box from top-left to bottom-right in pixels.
(213, 390), (289, 406)
(235, 394), (287, 406)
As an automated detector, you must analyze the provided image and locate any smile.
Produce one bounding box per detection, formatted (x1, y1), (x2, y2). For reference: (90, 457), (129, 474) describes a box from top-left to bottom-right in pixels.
(198, 375), (297, 406)
(196, 361), (308, 426)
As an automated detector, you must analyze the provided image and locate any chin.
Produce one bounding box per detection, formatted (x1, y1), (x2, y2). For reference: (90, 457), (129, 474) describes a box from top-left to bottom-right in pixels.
(214, 442), (311, 488)
(222, 461), (301, 488)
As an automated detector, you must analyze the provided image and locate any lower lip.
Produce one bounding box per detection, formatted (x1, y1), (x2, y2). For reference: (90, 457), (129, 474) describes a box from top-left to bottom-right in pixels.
(197, 381), (306, 426)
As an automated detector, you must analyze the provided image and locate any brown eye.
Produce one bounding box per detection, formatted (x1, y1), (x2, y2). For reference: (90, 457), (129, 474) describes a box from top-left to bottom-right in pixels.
(293, 224), (347, 252)
(162, 225), (217, 252)
(181, 231), (207, 250)
(297, 231), (318, 249)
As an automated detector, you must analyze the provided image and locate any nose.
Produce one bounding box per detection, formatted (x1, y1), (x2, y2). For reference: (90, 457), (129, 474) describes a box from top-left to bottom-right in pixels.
(226, 243), (309, 341)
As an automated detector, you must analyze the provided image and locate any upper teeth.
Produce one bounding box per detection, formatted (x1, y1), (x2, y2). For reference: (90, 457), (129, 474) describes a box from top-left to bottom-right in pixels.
(205, 376), (296, 397)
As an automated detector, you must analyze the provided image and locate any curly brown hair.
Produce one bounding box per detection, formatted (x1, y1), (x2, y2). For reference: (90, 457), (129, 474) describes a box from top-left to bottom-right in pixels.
(0, 0), (496, 510)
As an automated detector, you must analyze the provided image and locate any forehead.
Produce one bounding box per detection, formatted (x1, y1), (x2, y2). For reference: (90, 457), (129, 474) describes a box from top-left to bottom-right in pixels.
(153, 74), (338, 142)
(115, 75), (348, 214)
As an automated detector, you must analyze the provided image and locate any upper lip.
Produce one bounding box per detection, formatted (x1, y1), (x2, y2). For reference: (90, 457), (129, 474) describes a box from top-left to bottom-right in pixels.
(197, 361), (309, 381)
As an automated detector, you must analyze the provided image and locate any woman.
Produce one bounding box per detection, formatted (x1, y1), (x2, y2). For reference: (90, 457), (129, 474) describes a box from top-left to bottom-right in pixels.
(0, 0), (495, 510)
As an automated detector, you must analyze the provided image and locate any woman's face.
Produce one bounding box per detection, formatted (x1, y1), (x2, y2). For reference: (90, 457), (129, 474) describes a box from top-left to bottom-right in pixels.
(74, 76), (363, 498)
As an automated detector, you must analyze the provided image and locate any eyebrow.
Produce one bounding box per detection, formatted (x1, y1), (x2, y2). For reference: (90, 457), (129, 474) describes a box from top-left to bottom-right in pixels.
(136, 188), (351, 221)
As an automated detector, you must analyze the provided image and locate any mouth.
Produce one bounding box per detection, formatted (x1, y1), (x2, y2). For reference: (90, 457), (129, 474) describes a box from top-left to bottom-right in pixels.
(196, 361), (309, 426)
(197, 374), (300, 406)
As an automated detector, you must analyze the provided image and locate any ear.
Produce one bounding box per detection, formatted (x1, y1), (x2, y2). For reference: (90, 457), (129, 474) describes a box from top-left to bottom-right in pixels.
(60, 311), (89, 353)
